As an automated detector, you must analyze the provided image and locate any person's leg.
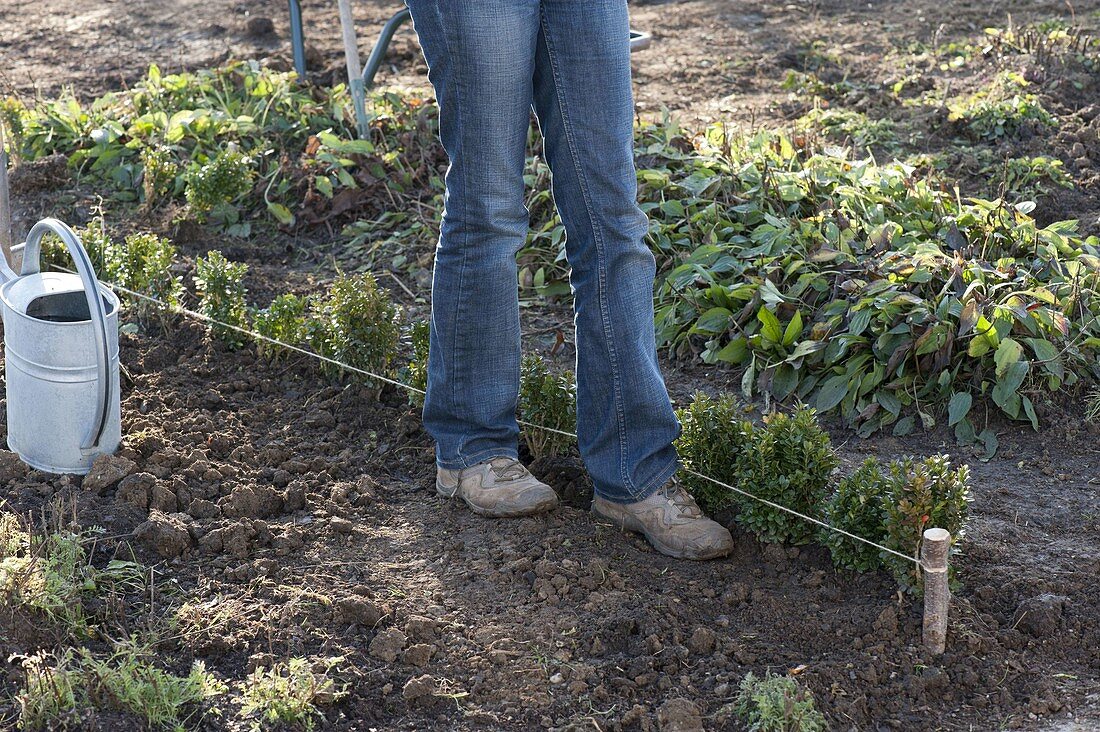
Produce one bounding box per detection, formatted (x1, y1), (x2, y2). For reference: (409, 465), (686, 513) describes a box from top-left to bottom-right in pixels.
(531, 0), (681, 504)
(405, 0), (539, 470)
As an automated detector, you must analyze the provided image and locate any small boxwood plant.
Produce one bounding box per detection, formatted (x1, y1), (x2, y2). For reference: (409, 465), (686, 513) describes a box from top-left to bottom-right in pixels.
(675, 392), (752, 514)
(105, 232), (184, 325)
(737, 406), (839, 545)
(140, 144), (179, 208)
(518, 354), (577, 460)
(254, 293), (307, 361)
(883, 454), (971, 593)
(194, 250), (249, 348)
(403, 319), (431, 407)
(306, 273), (402, 387)
(184, 147), (253, 217)
(822, 457), (890, 571)
(734, 672), (826, 732)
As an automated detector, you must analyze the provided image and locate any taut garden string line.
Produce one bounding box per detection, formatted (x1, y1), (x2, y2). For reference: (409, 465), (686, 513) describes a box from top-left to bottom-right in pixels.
(59, 267), (927, 571)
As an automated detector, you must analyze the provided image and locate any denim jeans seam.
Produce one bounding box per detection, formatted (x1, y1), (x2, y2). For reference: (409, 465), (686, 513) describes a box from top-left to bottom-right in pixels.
(438, 446), (519, 471)
(538, 9), (635, 496)
(433, 1), (473, 461)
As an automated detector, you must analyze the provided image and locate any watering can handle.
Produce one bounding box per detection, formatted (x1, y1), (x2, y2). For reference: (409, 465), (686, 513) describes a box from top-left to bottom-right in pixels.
(20, 218), (113, 452)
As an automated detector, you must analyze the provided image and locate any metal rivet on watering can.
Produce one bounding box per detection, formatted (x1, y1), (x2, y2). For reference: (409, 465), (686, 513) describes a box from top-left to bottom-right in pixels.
(0, 218), (121, 474)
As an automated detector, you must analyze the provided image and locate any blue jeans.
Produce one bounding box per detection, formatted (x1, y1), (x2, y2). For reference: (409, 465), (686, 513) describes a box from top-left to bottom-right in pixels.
(407, 0), (680, 504)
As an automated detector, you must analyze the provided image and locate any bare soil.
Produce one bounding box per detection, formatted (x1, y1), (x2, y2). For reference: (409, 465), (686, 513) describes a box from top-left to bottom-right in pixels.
(2, 0), (1100, 730)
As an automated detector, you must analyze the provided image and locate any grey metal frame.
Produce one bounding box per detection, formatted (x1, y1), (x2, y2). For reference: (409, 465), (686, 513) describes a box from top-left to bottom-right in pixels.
(286, 1), (650, 88)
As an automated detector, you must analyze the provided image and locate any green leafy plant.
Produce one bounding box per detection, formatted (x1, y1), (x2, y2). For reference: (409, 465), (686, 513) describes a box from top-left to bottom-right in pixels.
(822, 457), (890, 571)
(518, 354), (577, 459)
(306, 273), (401, 387)
(105, 231), (184, 324)
(240, 657), (346, 732)
(736, 406), (839, 545)
(403, 319), (431, 407)
(796, 108), (899, 151)
(734, 672), (826, 732)
(0, 513), (89, 635)
(184, 147), (253, 212)
(253, 293), (307, 360)
(998, 155), (1073, 199)
(194, 250), (249, 348)
(17, 644), (224, 731)
(185, 147), (254, 234)
(882, 455), (972, 592)
(643, 124), (1100, 443)
(140, 143), (179, 207)
(675, 392), (752, 514)
(947, 73), (1056, 140)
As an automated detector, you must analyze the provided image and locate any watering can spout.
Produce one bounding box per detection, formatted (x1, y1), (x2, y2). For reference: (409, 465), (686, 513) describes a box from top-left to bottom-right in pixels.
(0, 253), (16, 284)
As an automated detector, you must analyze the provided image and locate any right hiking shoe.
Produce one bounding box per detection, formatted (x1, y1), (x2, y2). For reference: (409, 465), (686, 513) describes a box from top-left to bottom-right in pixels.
(591, 477), (734, 560)
(436, 457), (559, 517)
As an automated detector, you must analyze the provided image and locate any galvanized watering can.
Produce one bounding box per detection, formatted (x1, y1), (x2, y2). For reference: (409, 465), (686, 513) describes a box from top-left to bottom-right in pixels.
(0, 218), (121, 474)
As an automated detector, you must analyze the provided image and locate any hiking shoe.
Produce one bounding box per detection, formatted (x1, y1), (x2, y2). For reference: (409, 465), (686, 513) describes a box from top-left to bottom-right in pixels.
(591, 477), (733, 560)
(436, 457), (559, 517)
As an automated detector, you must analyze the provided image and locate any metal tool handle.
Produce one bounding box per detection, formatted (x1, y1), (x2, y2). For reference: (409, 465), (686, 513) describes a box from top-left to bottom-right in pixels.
(21, 218), (113, 452)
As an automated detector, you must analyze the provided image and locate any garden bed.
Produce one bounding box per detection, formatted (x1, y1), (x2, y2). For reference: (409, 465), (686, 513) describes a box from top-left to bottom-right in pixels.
(0, 314), (1096, 730)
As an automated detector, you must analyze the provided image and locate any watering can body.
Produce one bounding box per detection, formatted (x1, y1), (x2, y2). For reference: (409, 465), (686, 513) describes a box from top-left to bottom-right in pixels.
(0, 219), (121, 474)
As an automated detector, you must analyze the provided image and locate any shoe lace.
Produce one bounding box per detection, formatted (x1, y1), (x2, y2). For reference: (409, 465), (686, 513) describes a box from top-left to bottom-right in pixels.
(658, 478), (702, 518)
(489, 458), (528, 481)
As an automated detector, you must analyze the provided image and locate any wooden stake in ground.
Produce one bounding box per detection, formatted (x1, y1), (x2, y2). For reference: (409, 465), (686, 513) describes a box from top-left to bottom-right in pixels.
(921, 527), (951, 655)
(336, 0), (370, 140)
(0, 123), (13, 268)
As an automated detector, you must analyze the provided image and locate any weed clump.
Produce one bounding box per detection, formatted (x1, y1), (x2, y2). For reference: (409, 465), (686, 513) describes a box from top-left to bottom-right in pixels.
(17, 645), (224, 730)
(947, 74), (1056, 140)
(1086, 386), (1100, 423)
(254, 293), (308, 360)
(736, 406), (839, 545)
(822, 457), (890, 571)
(883, 455), (971, 592)
(194, 250), (249, 348)
(675, 392), (752, 514)
(0, 514), (88, 634)
(240, 657), (346, 731)
(734, 672), (826, 732)
(518, 354), (577, 460)
(307, 273), (401, 386)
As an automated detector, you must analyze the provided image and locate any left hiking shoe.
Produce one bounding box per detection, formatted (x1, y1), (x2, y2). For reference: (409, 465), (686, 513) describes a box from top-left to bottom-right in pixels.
(591, 476), (734, 560)
(436, 457), (559, 517)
